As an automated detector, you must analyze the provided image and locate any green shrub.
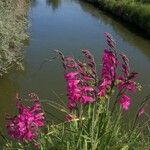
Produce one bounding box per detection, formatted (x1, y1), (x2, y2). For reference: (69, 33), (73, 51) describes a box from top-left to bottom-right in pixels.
(0, 0), (29, 76)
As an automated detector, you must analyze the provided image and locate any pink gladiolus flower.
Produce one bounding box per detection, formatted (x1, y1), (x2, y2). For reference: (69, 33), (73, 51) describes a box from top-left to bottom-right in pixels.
(126, 81), (137, 92)
(118, 76), (137, 92)
(82, 50), (93, 60)
(65, 72), (78, 79)
(104, 32), (116, 49)
(121, 64), (129, 76)
(98, 49), (117, 97)
(64, 59), (96, 109)
(83, 76), (94, 81)
(68, 90), (81, 100)
(102, 49), (117, 66)
(67, 101), (77, 109)
(68, 80), (80, 89)
(120, 53), (129, 63)
(120, 53), (130, 76)
(58, 34), (139, 113)
(64, 56), (77, 69)
(119, 94), (131, 110)
(138, 107), (145, 116)
(98, 79), (111, 97)
(98, 87), (106, 97)
(128, 72), (138, 80)
(81, 95), (94, 104)
(82, 86), (94, 92)
(6, 94), (44, 141)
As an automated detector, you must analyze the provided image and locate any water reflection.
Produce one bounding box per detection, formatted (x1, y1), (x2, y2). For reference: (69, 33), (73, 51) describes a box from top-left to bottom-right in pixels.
(31, 0), (38, 7)
(46, 0), (61, 11)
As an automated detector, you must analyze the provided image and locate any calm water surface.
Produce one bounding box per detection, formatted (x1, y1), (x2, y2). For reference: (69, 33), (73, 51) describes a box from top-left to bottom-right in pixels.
(0, 0), (150, 129)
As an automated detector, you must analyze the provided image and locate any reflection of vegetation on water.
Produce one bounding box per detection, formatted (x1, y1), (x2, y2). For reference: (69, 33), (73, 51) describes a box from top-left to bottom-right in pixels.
(31, 0), (38, 7)
(0, 0), (30, 76)
(46, 0), (61, 11)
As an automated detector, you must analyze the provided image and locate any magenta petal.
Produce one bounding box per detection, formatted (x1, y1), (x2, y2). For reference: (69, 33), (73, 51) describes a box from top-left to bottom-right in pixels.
(6, 94), (45, 141)
(81, 95), (94, 104)
(119, 94), (131, 110)
(65, 72), (78, 79)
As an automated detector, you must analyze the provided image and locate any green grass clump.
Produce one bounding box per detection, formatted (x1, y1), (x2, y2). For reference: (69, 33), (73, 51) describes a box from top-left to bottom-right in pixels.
(0, 0), (29, 76)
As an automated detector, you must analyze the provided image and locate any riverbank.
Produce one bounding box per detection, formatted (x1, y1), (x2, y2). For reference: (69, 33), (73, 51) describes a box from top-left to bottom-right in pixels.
(0, 0), (30, 76)
(84, 0), (150, 37)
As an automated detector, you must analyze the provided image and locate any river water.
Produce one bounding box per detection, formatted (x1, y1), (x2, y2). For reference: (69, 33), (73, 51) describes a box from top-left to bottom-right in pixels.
(0, 0), (150, 129)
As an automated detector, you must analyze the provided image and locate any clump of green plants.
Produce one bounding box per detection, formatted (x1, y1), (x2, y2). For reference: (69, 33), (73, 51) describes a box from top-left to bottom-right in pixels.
(0, 0), (29, 76)
(2, 33), (150, 150)
(136, 0), (150, 4)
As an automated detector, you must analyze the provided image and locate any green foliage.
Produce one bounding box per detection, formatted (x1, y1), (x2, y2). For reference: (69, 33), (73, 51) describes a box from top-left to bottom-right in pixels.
(0, 0), (29, 76)
(136, 0), (150, 4)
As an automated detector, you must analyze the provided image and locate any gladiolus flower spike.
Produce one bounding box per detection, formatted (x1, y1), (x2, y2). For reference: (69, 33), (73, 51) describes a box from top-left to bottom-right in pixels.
(6, 93), (45, 142)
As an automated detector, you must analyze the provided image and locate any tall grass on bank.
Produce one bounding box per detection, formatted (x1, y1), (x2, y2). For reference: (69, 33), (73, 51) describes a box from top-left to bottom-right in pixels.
(2, 33), (150, 150)
(85, 0), (150, 37)
(0, 0), (29, 76)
